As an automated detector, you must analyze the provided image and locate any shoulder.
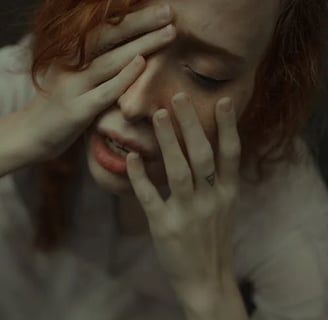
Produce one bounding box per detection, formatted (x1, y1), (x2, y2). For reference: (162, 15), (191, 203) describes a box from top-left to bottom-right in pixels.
(0, 172), (35, 242)
(249, 229), (327, 319)
(238, 136), (328, 233)
(0, 34), (36, 116)
(234, 136), (328, 282)
(0, 231), (137, 320)
(0, 34), (34, 73)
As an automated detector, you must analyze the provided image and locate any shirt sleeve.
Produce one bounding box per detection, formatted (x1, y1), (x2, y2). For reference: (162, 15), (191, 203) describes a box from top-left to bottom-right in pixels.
(0, 34), (36, 117)
(0, 234), (139, 320)
(250, 230), (327, 320)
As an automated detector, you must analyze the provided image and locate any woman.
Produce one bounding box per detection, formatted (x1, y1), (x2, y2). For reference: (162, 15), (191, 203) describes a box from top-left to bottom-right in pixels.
(0, 0), (327, 319)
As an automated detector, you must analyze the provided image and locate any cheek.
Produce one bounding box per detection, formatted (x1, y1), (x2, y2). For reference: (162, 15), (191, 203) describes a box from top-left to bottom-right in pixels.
(187, 79), (255, 154)
(234, 86), (255, 118)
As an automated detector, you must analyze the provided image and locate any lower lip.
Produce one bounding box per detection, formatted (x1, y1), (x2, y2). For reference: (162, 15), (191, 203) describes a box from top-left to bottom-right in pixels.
(92, 133), (128, 174)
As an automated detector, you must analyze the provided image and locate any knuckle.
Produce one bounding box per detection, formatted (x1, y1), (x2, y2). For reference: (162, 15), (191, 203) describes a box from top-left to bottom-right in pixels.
(84, 67), (97, 86)
(193, 146), (213, 168)
(222, 184), (239, 202)
(152, 224), (172, 240)
(226, 190), (238, 204)
(139, 188), (155, 206)
(60, 99), (81, 121)
(97, 86), (112, 105)
(196, 202), (215, 219)
(155, 216), (184, 239)
(91, 54), (116, 76)
(89, 29), (118, 56)
(170, 167), (191, 185)
(115, 24), (130, 41)
(221, 139), (241, 158)
(114, 70), (131, 91)
(102, 54), (117, 71)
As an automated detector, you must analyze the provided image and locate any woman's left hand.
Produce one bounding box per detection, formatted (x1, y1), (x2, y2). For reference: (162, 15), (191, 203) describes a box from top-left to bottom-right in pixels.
(126, 92), (241, 292)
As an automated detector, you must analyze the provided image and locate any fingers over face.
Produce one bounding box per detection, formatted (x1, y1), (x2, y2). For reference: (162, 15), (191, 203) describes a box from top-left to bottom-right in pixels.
(215, 98), (241, 191)
(153, 108), (194, 198)
(86, 24), (175, 88)
(85, 3), (174, 61)
(171, 93), (217, 191)
(126, 152), (164, 224)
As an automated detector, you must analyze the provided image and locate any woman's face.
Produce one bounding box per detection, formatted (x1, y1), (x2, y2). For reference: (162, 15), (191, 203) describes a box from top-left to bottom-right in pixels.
(85, 0), (280, 194)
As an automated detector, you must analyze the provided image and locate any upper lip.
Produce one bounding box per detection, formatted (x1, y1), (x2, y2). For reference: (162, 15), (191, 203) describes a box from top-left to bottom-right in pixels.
(98, 128), (156, 160)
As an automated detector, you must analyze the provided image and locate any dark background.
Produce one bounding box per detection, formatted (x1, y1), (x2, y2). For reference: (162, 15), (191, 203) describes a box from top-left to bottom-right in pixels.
(1, 0), (327, 186)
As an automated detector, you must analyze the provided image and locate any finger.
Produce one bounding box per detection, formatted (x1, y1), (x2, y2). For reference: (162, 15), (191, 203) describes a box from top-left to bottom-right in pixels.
(215, 97), (241, 190)
(86, 3), (174, 60)
(73, 55), (145, 123)
(153, 109), (194, 198)
(171, 92), (217, 190)
(83, 24), (176, 89)
(126, 152), (164, 223)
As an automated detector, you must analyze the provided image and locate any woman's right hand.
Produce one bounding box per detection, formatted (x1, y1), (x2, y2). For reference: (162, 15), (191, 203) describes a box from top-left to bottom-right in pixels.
(25, 3), (175, 161)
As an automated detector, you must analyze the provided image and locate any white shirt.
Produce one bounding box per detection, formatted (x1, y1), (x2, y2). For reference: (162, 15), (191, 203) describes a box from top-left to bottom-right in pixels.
(0, 34), (327, 320)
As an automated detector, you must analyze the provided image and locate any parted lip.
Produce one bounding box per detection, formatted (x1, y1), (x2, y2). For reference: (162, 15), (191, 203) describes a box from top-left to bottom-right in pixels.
(97, 128), (157, 160)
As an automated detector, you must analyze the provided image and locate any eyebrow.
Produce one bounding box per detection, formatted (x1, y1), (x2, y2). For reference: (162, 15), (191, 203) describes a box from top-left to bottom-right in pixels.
(178, 27), (247, 70)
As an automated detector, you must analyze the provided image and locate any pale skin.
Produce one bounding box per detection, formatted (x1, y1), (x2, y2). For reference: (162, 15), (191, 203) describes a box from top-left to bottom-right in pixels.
(85, 0), (280, 232)
(0, 4), (175, 175)
(0, 0), (282, 319)
(86, 1), (280, 319)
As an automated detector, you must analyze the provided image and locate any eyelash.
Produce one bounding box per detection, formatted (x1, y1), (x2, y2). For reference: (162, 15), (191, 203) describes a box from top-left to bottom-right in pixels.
(185, 66), (228, 90)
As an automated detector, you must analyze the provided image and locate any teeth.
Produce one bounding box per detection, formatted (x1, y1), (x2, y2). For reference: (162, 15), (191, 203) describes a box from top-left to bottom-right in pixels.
(105, 137), (130, 158)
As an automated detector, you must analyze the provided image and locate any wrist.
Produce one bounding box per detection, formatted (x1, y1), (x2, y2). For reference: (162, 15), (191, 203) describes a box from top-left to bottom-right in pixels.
(16, 108), (47, 162)
(172, 268), (236, 297)
(173, 281), (220, 320)
(0, 110), (43, 175)
(172, 273), (248, 320)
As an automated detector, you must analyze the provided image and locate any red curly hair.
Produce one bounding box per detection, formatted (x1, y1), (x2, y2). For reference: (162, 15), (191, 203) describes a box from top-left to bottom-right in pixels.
(27, 0), (327, 250)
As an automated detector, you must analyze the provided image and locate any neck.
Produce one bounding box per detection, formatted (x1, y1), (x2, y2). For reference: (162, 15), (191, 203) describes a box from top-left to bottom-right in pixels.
(117, 194), (150, 236)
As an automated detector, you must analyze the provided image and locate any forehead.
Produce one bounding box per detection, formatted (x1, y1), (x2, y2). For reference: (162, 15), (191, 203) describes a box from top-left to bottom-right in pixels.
(146, 0), (280, 65)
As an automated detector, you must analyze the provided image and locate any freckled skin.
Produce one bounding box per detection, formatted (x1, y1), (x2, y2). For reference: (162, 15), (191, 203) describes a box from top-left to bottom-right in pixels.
(84, 0), (280, 231)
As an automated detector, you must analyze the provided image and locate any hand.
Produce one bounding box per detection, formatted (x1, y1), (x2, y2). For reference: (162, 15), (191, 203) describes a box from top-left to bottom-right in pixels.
(127, 92), (241, 290)
(24, 4), (176, 160)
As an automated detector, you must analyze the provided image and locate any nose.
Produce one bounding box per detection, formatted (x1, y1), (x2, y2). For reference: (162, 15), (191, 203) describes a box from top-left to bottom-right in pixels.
(117, 55), (172, 124)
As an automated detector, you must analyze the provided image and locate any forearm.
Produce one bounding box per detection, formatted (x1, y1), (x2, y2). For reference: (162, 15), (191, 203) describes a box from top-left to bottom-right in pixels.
(0, 110), (39, 176)
(173, 273), (250, 320)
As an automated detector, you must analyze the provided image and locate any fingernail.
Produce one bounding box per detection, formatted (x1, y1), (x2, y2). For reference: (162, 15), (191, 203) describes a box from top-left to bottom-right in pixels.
(165, 24), (176, 38)
(156, 109), (168, 119)
(128, 152), (139, 161)
(158, 4), (172, 22)
(155, 109), (168, 126)
(172, 92), (189, 105)
(219, 97), (232, 112)
(133, 55), (143, 66)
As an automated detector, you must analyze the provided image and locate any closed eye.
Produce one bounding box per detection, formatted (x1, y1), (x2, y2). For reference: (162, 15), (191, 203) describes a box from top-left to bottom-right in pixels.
(184, 65), (228, 89)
